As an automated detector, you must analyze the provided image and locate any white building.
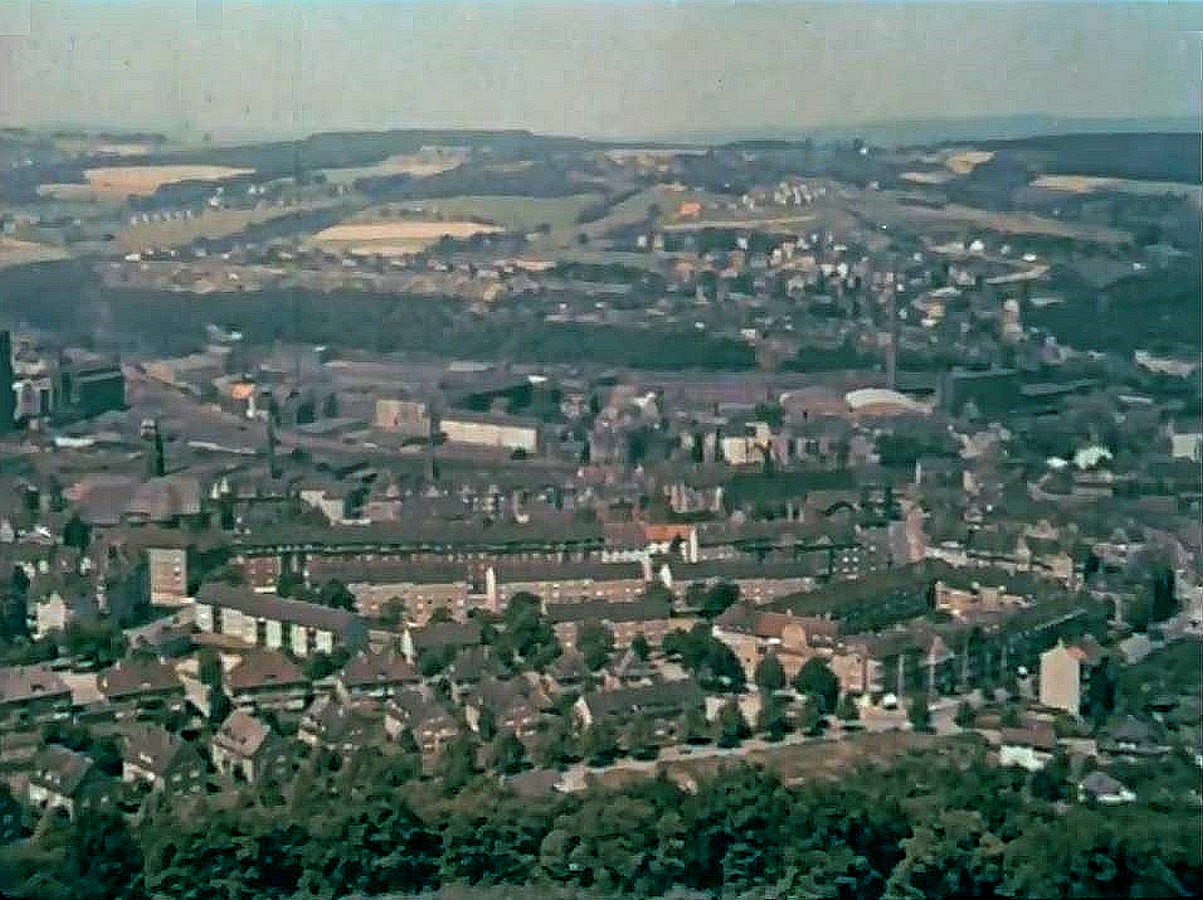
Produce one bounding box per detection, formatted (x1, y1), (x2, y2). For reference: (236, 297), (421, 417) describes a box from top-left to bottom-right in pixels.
(438, 412), (539, 454)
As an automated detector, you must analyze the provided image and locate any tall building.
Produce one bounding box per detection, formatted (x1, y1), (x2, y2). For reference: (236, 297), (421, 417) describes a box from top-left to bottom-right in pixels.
(0, 331), (15, 432)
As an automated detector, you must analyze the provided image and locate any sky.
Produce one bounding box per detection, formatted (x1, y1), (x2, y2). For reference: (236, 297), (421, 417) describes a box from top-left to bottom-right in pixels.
(0, 1), (1199, 140)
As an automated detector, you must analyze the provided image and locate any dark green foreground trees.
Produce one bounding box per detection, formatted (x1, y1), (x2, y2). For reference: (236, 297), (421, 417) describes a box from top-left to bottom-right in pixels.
(0, 744), (1198, 900)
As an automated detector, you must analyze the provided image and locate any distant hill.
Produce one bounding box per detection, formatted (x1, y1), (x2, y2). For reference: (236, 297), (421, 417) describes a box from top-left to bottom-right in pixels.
(978, 132), (1202, 184)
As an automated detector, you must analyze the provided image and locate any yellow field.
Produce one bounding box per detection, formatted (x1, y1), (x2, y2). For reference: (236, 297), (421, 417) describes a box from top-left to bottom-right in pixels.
(0, 236), (70, 269)
(40, 165), (254, 200)
(944, 150), (994, 175)
(1032, 174), (1201, 199)
(306, 219), (503, 255)
(900, 170), (954, 185)
(319, 152), (465, 185)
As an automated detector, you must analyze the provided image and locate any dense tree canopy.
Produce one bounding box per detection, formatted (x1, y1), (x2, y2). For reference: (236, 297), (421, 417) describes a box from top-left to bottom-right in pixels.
(0, 742), (1198, 900)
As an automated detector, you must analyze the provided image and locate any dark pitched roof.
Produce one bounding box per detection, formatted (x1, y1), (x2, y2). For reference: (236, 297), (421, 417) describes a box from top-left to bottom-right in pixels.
(586, 680), (704, 719)
(549, 649), (589, 683)
(339, 650), (419, 689)
(123, 723), (191, 776)
(97, 656), (183, 700)
(408, 621), (482, 652)
(198, 583), (361, 634)
(0, 665), (71, 706)
(301, 695), (385, 744)
(225, 650), (308, 693)
(547, 595), (674, 626)
(214, 710), (273, 758)
(31, 745), (96, 796)
(1000, 724), (1057, 753)
(492, 560), (646, 583)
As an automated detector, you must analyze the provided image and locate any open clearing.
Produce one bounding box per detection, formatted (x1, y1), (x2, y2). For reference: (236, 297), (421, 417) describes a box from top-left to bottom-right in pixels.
(663, 214), (816, 232)
(0, 236), (70, 269)
(900, 170), (954, 185)
(856, 191), (1131, 246)
(944, 150), (995, 175)
(319, 151), (466, 185)
(1032, 174), (1202, 200)
(306, 218), (503, 255)
(40, 165), (254, 200)
(395, 195), (603, 232)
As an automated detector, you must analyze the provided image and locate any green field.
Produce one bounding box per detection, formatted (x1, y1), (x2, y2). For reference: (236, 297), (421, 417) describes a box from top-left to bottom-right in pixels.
(397, 194), (603, 233)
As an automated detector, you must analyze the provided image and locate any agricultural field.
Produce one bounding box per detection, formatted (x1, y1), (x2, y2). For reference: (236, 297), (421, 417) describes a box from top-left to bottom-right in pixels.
(306, 217), (503, 255)
(943, 149), (995, 175)
(115, 199), (344, 252)
(318, 150), (467, 185)
(395, 194), (604, 232)
(1031, 174), (1202, 201)
(0, 235), (70, 269)
(39, 164), (255, 200)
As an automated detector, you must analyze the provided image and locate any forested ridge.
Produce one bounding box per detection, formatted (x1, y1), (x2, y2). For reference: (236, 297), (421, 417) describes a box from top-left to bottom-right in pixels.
(1, 742), (1198, 900)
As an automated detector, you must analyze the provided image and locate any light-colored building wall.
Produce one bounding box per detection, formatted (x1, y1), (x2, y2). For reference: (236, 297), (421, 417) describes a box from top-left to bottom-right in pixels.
(1039, 644), (1082, 715)
(440, 418), (538, 453)
(999, 745), (1051, 772)
(375, 399), (431, 437)
(148, 548), (189, 604)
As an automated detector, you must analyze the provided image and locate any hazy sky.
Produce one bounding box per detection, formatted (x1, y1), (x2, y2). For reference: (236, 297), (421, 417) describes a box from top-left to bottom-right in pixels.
(0, 1), (1199, 139)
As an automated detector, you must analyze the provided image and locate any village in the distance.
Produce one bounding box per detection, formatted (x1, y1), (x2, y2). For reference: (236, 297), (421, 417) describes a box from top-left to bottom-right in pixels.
(0, 19), (1200, 899)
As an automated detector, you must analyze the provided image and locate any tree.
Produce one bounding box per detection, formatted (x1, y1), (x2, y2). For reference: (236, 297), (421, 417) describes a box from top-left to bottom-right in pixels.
(207, 684), (231, 725)
(488, 730), (528, 775)
(317, 579), (355, 611)
(954, 701), (977, 729)
(999, 703), (1023, 729)
(61, 514), (90, 552)
(322, 393), (340, 419)
(793, 657), (840, 714)
(754, 654), (786, 694)
(533, 716), (577, 770)
(836, 693), (861, 723)
(908, 693), (932, 733)
(701, 581), (740, 619)
(630, 633), (651, 661)
(626, 713), (660, 761)
(715, 700), (750, 748)
(302, 652), (337, 682)
(577, 623), (615, 672)
(682, 704), (711, 745)
(757, 693), (790, 742)
(63, 621), (126, 667)
(437, 735), (480, 794)
(798, 696), (824, 735)
(582, 719), (621, 767)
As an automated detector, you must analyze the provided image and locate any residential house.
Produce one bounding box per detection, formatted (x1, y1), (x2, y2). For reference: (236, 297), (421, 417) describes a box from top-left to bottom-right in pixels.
(0, 665), (72, 726)
(224, 650), (310, 712)
(383, 690), (463, 757)
(828, 631), (919, 699)
(1078, 771), (1136, 805)
(713, 604), (839, 679)
(121, 723), (206, 795)
(1099, 716), (1171, 759)
(1039, 638), (1106, 717)
(195, 584), (368, 658)
(147, 547), (189, 605)
(210, 709), (293, 783)
(465, 677), (542, 740)
(548, 594), (689, 651)
(546, 649), (589, 694)
(574, 680), (705, 744)
(485, 559), (650, 610)
(605, 646), (658, 687)
(26, 745), (118, 818)
(400, 621), (482, 665)
(998, 724), (1058, 772)
(96, 654), (187, 720)
(336, 650), (420, 700)
(298, 695), (387, 756)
